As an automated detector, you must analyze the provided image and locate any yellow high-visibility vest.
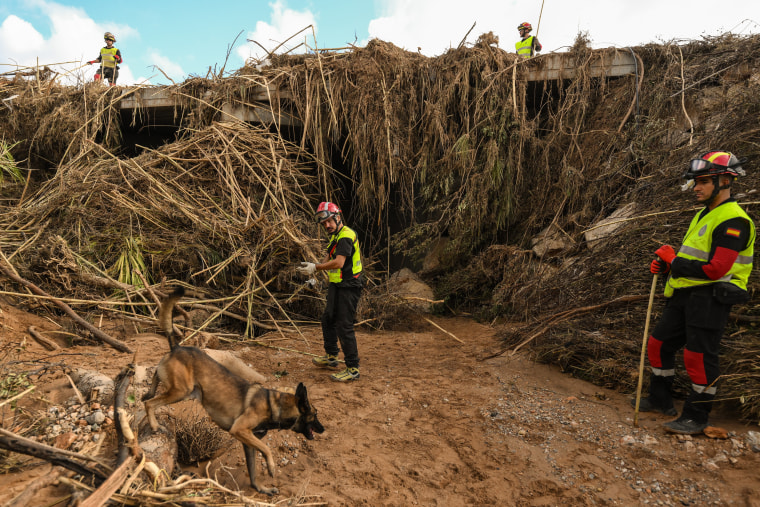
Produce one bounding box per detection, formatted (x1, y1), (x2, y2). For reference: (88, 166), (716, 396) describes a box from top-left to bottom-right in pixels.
(665, 201), (755, 297)
(100, 47), (118, 68)
(327, 225), (363, 284)
(515, 37), (536, 58)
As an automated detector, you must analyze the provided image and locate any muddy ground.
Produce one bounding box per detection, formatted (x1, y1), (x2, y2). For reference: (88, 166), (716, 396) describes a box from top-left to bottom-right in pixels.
(1, 299), (759, 506)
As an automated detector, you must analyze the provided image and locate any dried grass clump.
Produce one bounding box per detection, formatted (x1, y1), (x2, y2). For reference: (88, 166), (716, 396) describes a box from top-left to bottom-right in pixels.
(0, 79), (121, 171)
(175, 411), (231, 465)
(0, 119), (328, 330)
(486, 34), (760, 419)
(1, 32), (760, 418)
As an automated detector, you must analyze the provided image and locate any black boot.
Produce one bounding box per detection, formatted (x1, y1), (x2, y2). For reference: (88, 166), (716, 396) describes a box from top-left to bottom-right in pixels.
(632, 374), (677, 416)
(663, 389), (713, 435)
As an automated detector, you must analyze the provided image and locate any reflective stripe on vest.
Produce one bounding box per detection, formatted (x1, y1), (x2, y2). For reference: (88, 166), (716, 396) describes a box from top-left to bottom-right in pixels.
(515, 37), (535, 58)
(327, 225), (362, 284)
(664, 201), (755, 297)
(100, 47), (118, 68)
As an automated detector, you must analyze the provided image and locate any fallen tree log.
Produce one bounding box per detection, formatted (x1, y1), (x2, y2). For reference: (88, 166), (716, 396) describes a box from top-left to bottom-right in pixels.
(0, 259), (132, 353)
(0, 428), (111, 485)
(28, 326), (60, 351)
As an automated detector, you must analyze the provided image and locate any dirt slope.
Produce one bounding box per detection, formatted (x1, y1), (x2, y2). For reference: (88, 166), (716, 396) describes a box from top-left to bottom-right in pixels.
(1, 301), (759, 506)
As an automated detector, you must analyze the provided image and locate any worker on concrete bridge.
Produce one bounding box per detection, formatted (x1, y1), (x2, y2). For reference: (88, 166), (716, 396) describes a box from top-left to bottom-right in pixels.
(515, 22), (542, 58)
(638, 151), (755, 435)
(87, 32), (122, 86)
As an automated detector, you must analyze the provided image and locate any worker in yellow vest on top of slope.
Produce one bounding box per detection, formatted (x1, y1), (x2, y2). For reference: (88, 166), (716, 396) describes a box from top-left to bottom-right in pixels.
(515, 22), (542, 58)
(87, 32), (122, 86)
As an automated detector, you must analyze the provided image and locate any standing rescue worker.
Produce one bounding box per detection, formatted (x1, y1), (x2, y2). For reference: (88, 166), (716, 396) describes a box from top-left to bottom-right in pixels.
(515, 22), (542, 58)
(87, 32), (122, 85)
(638, 151), (755, 434)
(297, 202), (364, 382)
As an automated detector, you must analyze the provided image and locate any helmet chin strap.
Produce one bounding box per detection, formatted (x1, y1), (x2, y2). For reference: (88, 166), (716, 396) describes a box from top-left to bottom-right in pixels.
(707, 175), (732, 205)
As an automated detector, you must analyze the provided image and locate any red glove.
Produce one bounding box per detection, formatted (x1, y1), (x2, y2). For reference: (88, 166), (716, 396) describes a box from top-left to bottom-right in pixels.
(650, 258), (670, 274)
(650, 245), (676, 274)
(114, 55), (122, 63)
(654, 245), (676, 264)
(87, 60), (96, 65)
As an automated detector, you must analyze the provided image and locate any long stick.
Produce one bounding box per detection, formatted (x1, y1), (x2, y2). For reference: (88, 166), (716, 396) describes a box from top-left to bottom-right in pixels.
(0, 257), (133, 353)
(535, 0), (546, 39)
(633, 273), (658, 427)
(423, 317), (464, 344)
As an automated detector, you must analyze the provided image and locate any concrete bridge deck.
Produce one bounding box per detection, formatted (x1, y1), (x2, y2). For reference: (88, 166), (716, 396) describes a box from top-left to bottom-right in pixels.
(116, 49), (637, 129)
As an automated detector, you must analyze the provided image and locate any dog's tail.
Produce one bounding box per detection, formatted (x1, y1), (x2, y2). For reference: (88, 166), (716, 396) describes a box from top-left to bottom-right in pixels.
(158, 287), (185, 349)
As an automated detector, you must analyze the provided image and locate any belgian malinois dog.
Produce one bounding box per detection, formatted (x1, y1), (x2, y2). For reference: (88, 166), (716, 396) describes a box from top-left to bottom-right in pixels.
(143, 287), (324, 495)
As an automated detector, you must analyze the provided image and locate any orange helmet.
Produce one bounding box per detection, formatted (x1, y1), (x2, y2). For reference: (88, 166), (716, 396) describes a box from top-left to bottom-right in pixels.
(683, 151), (746, 179)
(517, 22), (532, 32)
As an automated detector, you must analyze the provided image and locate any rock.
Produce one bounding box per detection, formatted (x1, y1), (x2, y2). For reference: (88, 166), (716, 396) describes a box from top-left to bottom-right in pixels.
(620, 435), (636, 446)
(747, 430), (760, 452)
(703, 460), (720, 471)
(703, 426), (728, 439)
(531, 224), (574, 258)
(389, 268), (435, 312)
(133, 365), (150, 385)
(48, 424), (62, 437)
(643, 435), (658, 446)
(69, 369), (114, 404)
(712, 453), (728, 463)
(138, 415), (178, 483)
(54, 432), (77, 450)
(86, 409), (106, 425)
(584, 203), (637, 251)
(202, 349), (267, 384)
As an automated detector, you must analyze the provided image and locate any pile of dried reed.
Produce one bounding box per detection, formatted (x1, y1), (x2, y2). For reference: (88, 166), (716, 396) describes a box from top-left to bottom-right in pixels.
(1, 32), (760, 419)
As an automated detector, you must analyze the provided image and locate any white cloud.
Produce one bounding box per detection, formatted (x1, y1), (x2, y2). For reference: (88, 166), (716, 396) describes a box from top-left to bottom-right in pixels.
(237, 0), (318, 63)
(369, 0), (760, 56)
(368, 0), (520, 55)
(146, 51), (185, 84)
(0, 15), (46, 56)
(0, 1), (142, 85)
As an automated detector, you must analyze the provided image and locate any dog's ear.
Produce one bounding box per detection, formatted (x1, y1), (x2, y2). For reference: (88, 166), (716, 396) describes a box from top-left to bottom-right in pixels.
(296, 382), (310, 412)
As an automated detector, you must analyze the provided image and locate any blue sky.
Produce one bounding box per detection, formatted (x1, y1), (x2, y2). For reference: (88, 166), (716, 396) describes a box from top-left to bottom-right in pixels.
(2, 0), (759, 86)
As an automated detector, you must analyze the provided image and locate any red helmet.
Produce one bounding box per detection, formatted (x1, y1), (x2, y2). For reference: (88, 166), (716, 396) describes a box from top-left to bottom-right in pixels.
(315, 201), (341, 223)
(683, 151), (746, 179)
(517, 22), (532, 32)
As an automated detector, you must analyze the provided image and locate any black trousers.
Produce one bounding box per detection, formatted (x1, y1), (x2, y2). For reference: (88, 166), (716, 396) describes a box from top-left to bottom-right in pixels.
(97, 66), (118, 85)
(321, 284), (362, 368)
(648, 285), (732, 423)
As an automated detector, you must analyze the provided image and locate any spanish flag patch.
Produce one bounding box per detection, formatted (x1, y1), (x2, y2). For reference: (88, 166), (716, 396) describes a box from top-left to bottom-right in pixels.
(725, 227), (741, 238)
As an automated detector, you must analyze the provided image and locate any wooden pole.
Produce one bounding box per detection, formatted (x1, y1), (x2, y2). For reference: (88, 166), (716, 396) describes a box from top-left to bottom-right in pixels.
(633, 273), (658, 427)
(535, 0), (546, 39)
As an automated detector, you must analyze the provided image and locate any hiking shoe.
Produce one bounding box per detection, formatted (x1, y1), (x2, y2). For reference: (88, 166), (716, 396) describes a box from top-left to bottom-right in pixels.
(663, 418), (708, 435)
(312, 354), (339, 368)
(631, 396), (678, 416)
(331, 367), (360, 382)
